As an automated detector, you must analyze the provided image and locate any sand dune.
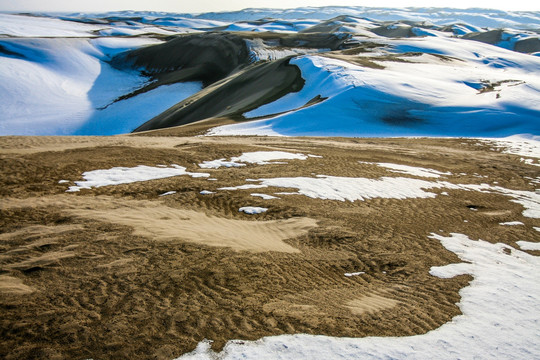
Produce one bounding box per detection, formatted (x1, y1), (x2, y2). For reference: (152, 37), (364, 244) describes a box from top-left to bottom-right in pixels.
(2, 196), (316, 253)
(1, 7), (540, 360)
(133, 57), (303, 132)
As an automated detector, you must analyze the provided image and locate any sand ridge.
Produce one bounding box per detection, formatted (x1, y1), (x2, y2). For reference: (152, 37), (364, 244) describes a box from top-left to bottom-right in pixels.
(1, 195), (316, 253)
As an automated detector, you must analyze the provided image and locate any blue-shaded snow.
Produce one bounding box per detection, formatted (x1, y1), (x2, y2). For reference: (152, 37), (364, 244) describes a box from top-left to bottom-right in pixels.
(0, 36), (201, 135)
(210, 47), (540, 138)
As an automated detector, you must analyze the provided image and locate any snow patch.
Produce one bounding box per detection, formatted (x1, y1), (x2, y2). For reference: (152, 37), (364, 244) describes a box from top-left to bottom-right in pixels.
(479, 135), (540, 166)
(360, 161), (451, 178)
(239, 207), (268, 214)
(221, 175), (450, 202)
(251, 193), (280, 200)
(499, 221), (524, 226)
(159, 191), (177, 197)
(516, 241), (540, 251)
(218, 175), (540, 218)
(67, 165), (209, 192)
(344, 272), (365, 277)
(199, 151), (310, 169)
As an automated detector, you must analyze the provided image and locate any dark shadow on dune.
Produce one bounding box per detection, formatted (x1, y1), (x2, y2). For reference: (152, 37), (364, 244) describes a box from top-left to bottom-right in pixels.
(0, 43), (28, 60)
(463, 29), (504, 45)
(133, 57), (304, 132)
(515, 37), (540, 53)
(111, 32), (250, 87)
(352, 95), (429, 128)
(106, 32), (251, 105)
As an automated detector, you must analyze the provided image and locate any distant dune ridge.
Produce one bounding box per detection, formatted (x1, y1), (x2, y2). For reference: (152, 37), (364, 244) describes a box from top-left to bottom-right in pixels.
(1, 7), (539, 137)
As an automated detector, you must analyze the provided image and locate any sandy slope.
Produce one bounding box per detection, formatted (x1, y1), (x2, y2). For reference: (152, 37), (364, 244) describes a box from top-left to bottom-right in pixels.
(0, 134), (538, 359)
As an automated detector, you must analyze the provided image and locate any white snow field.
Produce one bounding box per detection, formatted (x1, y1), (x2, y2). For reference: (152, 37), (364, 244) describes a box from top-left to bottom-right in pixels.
(0, 15), (201, 135)
(178, 232), (540, 360)
(209, 48), (540, 137)
(69, 7), (540, 29)
(1, 9), (540, 137)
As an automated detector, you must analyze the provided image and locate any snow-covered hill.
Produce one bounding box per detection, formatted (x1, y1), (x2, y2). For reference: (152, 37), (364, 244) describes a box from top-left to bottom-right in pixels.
(210, 39), (540, 137)
(0, 8), (539, 136)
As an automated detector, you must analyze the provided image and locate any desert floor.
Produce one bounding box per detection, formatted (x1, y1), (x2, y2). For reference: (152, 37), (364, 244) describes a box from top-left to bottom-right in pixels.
(1, 129), (538, 359)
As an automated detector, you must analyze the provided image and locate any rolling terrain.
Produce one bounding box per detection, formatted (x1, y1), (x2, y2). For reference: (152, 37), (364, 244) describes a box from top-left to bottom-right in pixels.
(1, 7), (539, 136)
(0, 6), (539, 360)
(0, 132), (539, 359)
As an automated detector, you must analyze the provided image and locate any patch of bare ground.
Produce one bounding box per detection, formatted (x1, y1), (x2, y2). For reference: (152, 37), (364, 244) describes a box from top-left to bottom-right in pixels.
(0, 134), (538, 359)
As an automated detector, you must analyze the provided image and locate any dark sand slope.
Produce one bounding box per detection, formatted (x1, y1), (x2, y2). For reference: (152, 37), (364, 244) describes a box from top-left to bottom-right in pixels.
(371, 23), (416, 38)
(462, 29), (505, 45)
(234, 31), (354, 50)
(463, 30), (540, 53)
(111, 32), (251, 100)
(133, 57), (304, 132)
(515, 37), (540, 53)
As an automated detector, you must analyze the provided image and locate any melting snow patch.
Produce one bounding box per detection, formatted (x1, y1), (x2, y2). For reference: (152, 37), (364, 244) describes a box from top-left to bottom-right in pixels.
(222, 175), (451, 202)
(58, 180), (69, 184)
(199, 159), (245, 169)
(360, 161), (452, 178)
(251, 193), (280, 200)
(178, 232), (540, 360)
(344, 272), (365, 277)
(67, 165), (209, 192)
(219, 175), (540, 218)
(516, 241), (540, 251)
(239, 207), (268, 214)
(200, 190), (214, 195)
(479, 135), (540, 164)
(499, 221), (524, 226)
(456, 183), (540, 218)
(199, 151), (310, 169)
(217, 175), (540, 218)
(220, 184), (268, 191)
(159, 191), (176, 197)
(521, 158), (539, 166)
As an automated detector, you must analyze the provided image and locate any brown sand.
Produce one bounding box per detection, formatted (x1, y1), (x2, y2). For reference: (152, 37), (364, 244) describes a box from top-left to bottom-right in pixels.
(345, 292), (400, 315)
(2, 196), (316, 253)
(0, 275), (34, 295)
(1, 134), (538, 359)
